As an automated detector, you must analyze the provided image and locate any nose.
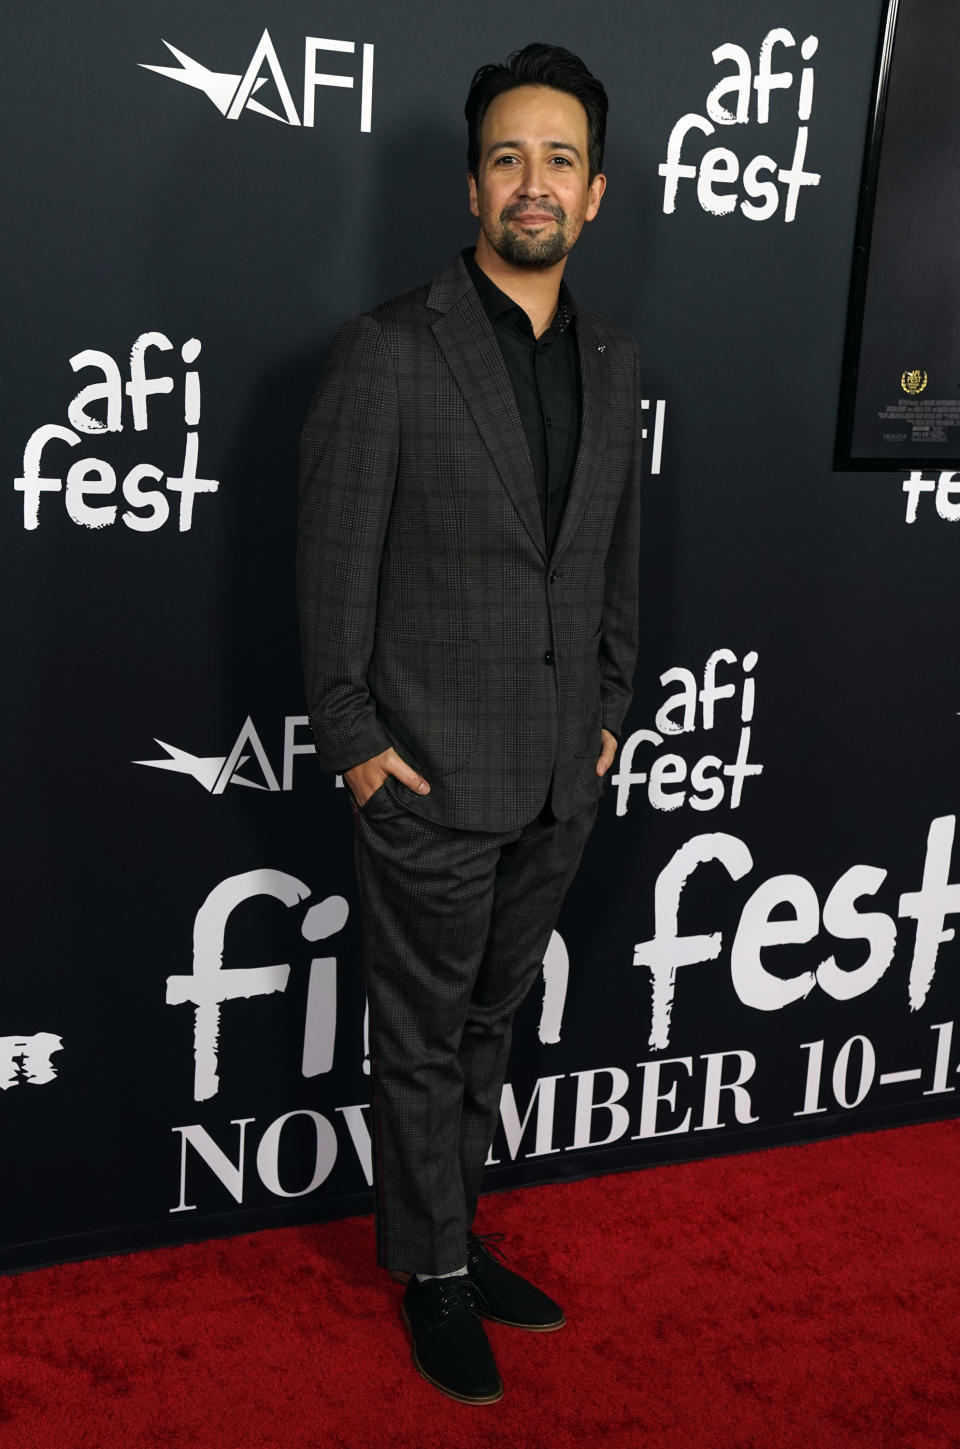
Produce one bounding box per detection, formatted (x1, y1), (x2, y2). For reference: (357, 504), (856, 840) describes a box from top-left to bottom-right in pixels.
(520, 157), (549, 197)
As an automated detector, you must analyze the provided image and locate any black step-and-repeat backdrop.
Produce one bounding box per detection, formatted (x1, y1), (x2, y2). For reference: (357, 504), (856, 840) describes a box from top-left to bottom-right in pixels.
(6, 0), (958, 1275)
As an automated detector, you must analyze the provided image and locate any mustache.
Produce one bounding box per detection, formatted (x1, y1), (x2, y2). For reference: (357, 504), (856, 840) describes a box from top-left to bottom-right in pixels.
(500, 202), (566, 224)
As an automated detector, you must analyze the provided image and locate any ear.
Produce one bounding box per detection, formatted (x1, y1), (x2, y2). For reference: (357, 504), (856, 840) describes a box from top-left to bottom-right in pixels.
(585, 171), (606, 222)
(467, 171), (480, 219)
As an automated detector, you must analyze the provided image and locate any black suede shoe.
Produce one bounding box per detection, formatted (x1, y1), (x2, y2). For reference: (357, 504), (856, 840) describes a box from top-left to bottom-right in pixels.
(466, 1233), (566, 1331)
(401, 1276), (503, 1404)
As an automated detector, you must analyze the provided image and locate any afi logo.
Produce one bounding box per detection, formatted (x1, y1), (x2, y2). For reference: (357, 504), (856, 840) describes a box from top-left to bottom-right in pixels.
(140, 29), (374, 132)
(659, 27), (821, 222)
(14, 331), (217, 533)
(612, 646), (763, 815)
(134, 715), (317, 794)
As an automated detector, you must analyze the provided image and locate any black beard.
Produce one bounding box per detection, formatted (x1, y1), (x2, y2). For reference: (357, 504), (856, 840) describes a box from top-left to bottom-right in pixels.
(490, 207), (571, 267)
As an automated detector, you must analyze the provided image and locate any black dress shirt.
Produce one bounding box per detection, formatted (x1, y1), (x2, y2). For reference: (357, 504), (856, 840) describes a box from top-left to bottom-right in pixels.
(463, 248), (581, 555)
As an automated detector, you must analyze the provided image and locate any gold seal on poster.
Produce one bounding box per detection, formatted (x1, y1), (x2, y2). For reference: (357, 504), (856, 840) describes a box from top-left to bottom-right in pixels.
(900, 369), (928, 395)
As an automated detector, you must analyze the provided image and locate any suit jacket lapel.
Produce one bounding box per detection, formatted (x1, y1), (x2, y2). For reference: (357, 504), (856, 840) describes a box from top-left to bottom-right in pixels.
(430, 260), (547, 560)
(551, 310), (610, 563)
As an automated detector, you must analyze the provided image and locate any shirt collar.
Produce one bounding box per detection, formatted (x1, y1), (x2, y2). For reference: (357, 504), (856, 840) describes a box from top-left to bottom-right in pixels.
(462, 247), (575, 337)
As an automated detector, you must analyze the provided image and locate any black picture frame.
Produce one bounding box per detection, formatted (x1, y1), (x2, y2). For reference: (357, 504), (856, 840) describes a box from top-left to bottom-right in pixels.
(835, 0), (960, 470)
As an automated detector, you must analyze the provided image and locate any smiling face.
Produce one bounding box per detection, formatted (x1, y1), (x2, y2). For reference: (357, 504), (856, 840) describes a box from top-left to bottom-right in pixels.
(468, 84), (606, 268)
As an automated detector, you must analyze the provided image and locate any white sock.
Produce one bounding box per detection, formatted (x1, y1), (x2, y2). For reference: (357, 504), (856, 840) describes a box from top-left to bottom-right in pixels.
(415, 1265), (468, 1282)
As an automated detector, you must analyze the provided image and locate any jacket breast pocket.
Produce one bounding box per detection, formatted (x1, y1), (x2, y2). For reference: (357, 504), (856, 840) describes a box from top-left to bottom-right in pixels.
(369, 634), (477, 778)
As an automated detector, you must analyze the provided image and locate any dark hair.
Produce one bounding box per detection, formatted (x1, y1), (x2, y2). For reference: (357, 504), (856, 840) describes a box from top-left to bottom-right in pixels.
(465, 43), (608, 182)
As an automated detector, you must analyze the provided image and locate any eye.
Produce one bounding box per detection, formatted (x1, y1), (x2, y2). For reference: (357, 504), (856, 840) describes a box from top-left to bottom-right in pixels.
(550, 155), (573, 166)
(494, 155), (519, 166)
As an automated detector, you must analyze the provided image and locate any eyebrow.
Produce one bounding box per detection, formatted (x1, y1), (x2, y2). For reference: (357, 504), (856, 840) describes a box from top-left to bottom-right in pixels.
(487, 140), (583, 161)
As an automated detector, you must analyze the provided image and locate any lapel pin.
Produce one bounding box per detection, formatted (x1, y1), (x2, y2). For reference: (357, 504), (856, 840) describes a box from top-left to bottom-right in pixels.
(597, 344), (606, 353)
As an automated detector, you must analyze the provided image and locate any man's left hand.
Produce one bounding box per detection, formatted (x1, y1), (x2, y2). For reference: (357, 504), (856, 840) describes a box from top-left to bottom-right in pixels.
(596, 728), (618, 778)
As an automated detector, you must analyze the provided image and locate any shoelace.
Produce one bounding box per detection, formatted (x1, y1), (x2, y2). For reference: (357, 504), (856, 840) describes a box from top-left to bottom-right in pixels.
(435, 1278), (479, 1317)
(469, 1231), (509, 1264)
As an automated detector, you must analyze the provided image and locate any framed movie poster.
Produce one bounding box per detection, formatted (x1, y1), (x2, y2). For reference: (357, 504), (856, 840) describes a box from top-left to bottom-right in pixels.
(836, 0), (960, 469)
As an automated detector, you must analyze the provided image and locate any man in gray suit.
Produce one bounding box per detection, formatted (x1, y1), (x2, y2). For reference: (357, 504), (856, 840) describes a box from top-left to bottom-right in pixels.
(297, 43), (642, 1404)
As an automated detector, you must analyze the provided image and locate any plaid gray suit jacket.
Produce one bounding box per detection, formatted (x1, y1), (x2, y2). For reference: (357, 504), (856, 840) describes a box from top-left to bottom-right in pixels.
(297, 253), (642, 832)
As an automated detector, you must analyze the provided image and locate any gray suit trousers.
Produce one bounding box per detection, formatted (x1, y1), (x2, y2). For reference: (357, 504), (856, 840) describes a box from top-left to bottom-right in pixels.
(354, 778), (597, 1276)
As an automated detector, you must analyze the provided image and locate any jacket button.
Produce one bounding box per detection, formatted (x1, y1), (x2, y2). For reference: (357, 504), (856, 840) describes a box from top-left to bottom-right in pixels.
(549, 570), (559, 583)
(544, 651), (555, 665)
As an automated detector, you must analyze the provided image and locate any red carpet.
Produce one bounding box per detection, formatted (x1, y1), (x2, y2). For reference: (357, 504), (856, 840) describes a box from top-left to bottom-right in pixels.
(2, 1119), (958, 1449)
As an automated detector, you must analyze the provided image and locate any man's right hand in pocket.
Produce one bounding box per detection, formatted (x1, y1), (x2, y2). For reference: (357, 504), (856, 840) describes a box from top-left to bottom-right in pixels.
(344, 747), (431, 807)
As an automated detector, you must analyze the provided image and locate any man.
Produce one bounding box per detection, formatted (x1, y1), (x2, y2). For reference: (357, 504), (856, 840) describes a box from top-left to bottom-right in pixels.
(297, 42), (642, 1404)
